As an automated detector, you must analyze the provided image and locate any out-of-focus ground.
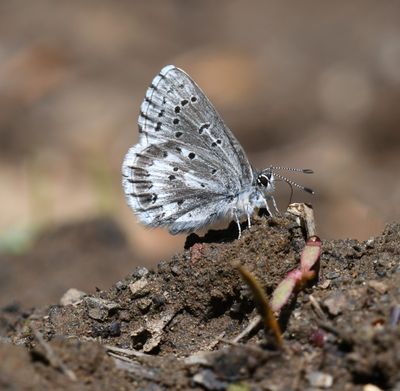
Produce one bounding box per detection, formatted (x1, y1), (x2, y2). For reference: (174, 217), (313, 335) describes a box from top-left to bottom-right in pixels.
(1, 1), (400, 306)
(2, 217), (400, 390)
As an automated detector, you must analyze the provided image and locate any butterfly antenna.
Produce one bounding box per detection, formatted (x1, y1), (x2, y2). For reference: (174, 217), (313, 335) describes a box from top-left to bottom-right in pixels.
(269, 166), (314, 174)
(272, 172), (314, 194)
(275, 178), (295, 205)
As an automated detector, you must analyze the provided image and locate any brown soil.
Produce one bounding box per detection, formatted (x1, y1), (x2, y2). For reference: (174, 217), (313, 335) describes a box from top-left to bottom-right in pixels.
(1, 215), (400, 390)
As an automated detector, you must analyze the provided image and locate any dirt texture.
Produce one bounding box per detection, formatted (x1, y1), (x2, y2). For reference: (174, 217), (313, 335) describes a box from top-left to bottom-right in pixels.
(1, 214), (400, 390)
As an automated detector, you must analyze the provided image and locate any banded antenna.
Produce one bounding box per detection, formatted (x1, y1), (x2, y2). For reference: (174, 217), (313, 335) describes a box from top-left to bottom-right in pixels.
(262, 167), (315, 195)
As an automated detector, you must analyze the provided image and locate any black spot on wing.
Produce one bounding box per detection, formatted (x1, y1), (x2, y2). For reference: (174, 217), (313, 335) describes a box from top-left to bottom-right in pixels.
(128, 166), (150, 177)
(140, 111), (150, 121)
(198, 123), (210, 134)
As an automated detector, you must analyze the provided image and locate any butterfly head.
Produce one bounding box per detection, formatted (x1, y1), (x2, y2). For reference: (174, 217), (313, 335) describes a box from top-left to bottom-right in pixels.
(256, 171), (275, 193)
(257, 166), (314, 195)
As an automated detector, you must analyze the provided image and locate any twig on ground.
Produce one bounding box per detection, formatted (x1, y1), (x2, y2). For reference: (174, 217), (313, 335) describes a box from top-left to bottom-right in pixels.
(32, 328), (77, 382)
(108, 351), (135, 362)
(287, 203), (316, 238)
(111, 355), (159, 380)
(232, 315), (261, 343)
(105, 344), (149, 358)
(309, 294), (326, 319)
(206, 331), (226, 350)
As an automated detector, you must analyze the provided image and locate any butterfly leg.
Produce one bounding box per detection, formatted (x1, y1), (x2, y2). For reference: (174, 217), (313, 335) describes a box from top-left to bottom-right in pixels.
(233, 208), (242, 239)
(262, 196), (273, 217)
(245, 203), (252, 229)
(271, 195), (281, 215)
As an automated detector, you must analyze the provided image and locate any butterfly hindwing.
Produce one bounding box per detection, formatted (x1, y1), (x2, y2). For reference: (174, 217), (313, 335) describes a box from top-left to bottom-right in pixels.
(122, 140), (233, 232)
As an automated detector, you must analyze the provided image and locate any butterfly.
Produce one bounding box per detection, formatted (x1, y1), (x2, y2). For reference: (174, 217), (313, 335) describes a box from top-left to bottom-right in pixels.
(122, 65), (313, 238)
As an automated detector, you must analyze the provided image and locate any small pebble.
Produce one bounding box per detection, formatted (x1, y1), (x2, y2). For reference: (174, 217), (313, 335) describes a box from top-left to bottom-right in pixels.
(60, 288), (86, 306)
(91, 323), (110, 338)
(91, 321), (120, 338)
(325, 271), (340, 280)
(323, 292), (347, 316)
(132, 266), (149, 279)
(137, 298), (152, 313)
(109, 321), (121, 337)
(363, 384), (384, 391)
(129, 279), (150, 298)
(320, 280), (331, 289)
(171, 266), (181, 276)
(352, 244), (363, 252)
(115, 281), (127, 290)
(368, 280), (388, 294)
(375, 270), (386, 278)
(365, 238), (375, 249)
(85, 297), (119, 321)
(119, 310), (131, 322)
(152, 295), (166, 309)
(306, 371), (333, 388)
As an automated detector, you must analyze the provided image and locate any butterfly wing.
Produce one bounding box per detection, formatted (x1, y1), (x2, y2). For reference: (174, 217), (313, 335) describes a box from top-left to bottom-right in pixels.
(122, 65), (254, 234)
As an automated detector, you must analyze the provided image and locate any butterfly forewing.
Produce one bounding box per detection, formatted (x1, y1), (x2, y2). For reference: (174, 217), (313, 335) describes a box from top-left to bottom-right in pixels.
(122, 65), (254, 233)
(137, 65), (252, 181)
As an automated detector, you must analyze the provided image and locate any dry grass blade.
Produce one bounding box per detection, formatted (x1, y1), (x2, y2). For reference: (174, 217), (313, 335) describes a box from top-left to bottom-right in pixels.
(234, 263), (283, 348)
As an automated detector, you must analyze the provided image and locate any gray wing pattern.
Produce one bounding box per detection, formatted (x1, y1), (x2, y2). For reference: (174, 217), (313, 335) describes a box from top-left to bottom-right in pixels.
(122, 65), (253, 234)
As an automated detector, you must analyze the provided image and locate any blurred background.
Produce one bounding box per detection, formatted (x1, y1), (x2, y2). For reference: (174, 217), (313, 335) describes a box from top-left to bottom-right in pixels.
(1, 0), (400, 307)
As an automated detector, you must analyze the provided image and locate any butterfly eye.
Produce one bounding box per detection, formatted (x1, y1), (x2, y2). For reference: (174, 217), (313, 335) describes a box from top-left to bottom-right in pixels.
(257, 173), (271, 187)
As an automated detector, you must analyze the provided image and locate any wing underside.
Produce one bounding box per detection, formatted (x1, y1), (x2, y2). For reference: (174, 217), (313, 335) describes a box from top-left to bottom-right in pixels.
(122, 65), (253, 233)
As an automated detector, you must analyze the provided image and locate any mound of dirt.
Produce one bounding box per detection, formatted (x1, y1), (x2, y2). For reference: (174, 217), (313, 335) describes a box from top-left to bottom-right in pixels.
(1, 215), (400, 390)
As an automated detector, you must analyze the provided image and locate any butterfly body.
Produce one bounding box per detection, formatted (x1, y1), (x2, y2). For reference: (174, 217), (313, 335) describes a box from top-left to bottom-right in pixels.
(122, 65), (312, 237)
